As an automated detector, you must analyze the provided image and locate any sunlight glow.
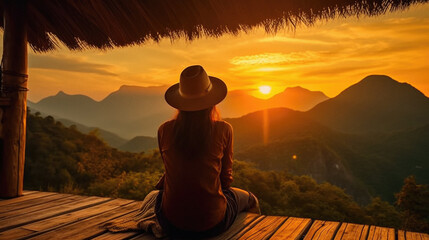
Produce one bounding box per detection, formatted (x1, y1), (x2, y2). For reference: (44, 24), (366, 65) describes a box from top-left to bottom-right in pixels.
(259, 85), (272, 95)
(263, 109), (269, 145)
(230, 53), (289, 65)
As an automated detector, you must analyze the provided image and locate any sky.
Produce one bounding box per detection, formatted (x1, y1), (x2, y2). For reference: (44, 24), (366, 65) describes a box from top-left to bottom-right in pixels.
(6, 3), (429, 102)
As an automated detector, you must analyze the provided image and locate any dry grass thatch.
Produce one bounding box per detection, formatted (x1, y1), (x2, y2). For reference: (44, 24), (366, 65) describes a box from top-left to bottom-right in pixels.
(0, 0), (427, 52)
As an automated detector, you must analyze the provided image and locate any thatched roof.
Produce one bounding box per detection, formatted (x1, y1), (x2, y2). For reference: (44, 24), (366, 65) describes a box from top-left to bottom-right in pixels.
(1, 0), (427, 52)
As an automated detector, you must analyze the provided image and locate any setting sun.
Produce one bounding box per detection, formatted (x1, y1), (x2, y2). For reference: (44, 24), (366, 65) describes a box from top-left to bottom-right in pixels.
(259, 85), (272, 95)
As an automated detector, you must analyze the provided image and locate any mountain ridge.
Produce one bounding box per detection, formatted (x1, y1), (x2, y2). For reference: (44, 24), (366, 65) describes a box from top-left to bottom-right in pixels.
(308, 75), (429, 133)
(29, 84), (328, 138)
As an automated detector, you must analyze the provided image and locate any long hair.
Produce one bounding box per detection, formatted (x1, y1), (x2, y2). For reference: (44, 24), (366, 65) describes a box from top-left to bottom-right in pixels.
(173, 106), (220, 159)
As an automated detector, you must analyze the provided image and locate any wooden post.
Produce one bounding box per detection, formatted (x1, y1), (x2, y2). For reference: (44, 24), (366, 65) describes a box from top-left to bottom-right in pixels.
(0, 1), (28, 198)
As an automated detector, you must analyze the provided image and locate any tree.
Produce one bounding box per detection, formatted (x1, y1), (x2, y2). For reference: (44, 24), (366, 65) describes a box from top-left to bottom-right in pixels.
(395, 176), (429, 233)
(365, 197), (400, 228)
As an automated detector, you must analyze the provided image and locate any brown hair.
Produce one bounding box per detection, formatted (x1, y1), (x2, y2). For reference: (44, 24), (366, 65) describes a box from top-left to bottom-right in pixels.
(173, 106), (220, 159)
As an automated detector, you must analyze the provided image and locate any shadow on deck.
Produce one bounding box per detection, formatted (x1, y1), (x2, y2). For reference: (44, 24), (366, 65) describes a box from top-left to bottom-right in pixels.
(0, 191), (428, 240)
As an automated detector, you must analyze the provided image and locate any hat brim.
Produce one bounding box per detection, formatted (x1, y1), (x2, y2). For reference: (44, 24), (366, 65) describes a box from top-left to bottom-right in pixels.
(165, 76), (227, 111)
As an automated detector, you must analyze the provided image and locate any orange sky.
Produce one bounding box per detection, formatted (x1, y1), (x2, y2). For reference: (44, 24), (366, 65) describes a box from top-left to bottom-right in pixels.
(3, 3), (428, 101)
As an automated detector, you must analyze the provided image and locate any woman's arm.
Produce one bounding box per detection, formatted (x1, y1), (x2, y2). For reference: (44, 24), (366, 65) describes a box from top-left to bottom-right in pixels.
(156, 125), (165, 190)
(155, 173), (165, 190)
(220, 123), (233, 188)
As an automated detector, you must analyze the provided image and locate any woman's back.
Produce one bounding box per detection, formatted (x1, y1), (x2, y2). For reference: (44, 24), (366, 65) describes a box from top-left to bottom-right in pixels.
(158, 119), (233, 231)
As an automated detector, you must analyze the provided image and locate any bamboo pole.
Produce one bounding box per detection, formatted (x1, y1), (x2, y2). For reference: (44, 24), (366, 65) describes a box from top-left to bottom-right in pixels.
(0, 1), (28, 198)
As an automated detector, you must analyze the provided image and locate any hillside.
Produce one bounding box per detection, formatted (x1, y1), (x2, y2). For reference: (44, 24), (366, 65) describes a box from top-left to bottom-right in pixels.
(307, 75), (429, 133)
(118, 136), (158, 153)
(225, 108), (327, 149)
(341, 124), (429, 201)
(228, 107), (429, 202)
(227, 108), (371, 202)
(26, 108), (128, 148)
(25, 112), (404, 228)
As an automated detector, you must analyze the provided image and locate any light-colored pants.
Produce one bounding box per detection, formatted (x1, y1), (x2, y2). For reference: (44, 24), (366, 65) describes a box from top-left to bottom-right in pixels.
(230, 187), (259, 213)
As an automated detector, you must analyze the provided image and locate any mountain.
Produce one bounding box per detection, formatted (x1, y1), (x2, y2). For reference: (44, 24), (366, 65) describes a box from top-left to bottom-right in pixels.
(228, 77), (429, 202)
(268, 86), (329, 111)
(225, 108), (325, 149)
(31, 91), (98, 125)
(227, 107), (429, 203)
(226, 108), (371, 202)
(29, 85), (327, 138)
(217, 87), (329, 118)
(30, 85), (175, 138)
(118, 136), (158, 153)
(98, 85), (171, 123)
(217, 90), (265, 118)
(56, 118), (128, 148)
(307, 75), (429, 133)
(93, 85), (175, 138)
(27, 106), (128, 148)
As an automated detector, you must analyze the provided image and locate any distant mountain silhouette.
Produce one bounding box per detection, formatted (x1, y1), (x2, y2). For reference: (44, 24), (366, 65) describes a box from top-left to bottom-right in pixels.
(118, 136), (158, 153)
(29, 85), (327, 138)
(217, 90), (265, 117)
(307, 75), (429, 133)
(218, 87), (328, 118)
(94, 85), (175, 138)
(31, 91), (98, 125)
(29, 86), (174, 138)
(268, 86), (329, 111)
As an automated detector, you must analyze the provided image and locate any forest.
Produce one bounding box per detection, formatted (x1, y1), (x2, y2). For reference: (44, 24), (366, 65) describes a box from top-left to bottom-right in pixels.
(25, 111), (429, 233)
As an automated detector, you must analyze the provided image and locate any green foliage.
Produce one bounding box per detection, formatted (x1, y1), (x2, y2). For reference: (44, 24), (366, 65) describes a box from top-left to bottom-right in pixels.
(24, 111), (426, 232)
(395, 176), (429, 233)
(364, 197), (401, 228)
(25, 111), (163, 193)
(233, 160), (370, 223)
(87, 171), (163, 200)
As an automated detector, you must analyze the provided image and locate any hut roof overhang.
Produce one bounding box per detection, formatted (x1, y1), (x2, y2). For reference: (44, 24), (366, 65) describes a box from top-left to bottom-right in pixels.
(0, 0), (428, 52)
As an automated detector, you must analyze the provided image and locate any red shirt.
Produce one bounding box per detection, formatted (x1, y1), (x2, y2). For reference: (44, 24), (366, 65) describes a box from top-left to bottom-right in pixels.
(157, 120), (233, 231)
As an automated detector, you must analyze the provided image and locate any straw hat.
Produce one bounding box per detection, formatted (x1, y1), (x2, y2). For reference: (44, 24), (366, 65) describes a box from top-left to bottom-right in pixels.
(165, 65), (227, 111)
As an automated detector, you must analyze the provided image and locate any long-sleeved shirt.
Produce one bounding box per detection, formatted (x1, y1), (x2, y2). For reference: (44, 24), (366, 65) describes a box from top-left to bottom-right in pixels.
(157, 119), (233, 232)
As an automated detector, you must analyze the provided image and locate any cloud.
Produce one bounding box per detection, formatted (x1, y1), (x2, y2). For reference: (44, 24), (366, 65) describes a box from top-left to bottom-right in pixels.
(301, 61), (385, 77)
(230, 52), (324, 66)
(258, 36), (333, 46)
(29, 54), (118, 76)
(230, 53), (289, 65)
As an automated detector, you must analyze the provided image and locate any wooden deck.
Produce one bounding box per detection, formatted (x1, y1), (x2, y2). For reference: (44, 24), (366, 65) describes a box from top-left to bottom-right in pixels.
(0, 191), (428, 240)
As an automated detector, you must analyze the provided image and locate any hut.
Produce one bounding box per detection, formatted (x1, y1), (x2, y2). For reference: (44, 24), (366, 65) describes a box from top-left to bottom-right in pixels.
(0, 0), (427, 198)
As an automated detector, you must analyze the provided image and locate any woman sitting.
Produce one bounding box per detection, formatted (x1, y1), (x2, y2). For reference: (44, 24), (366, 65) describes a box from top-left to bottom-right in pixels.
(155, 65), (260, 238)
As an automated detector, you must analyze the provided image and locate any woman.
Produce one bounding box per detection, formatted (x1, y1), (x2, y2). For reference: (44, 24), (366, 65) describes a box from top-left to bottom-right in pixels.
(155, 65), (260, 238)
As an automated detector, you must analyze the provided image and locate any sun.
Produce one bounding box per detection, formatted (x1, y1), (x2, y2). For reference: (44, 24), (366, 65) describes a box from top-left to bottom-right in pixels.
(259, 85), (272, 95)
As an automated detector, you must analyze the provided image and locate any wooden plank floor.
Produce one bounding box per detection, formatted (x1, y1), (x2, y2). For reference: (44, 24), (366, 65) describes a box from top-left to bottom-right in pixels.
(1, 191), (428, 240)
